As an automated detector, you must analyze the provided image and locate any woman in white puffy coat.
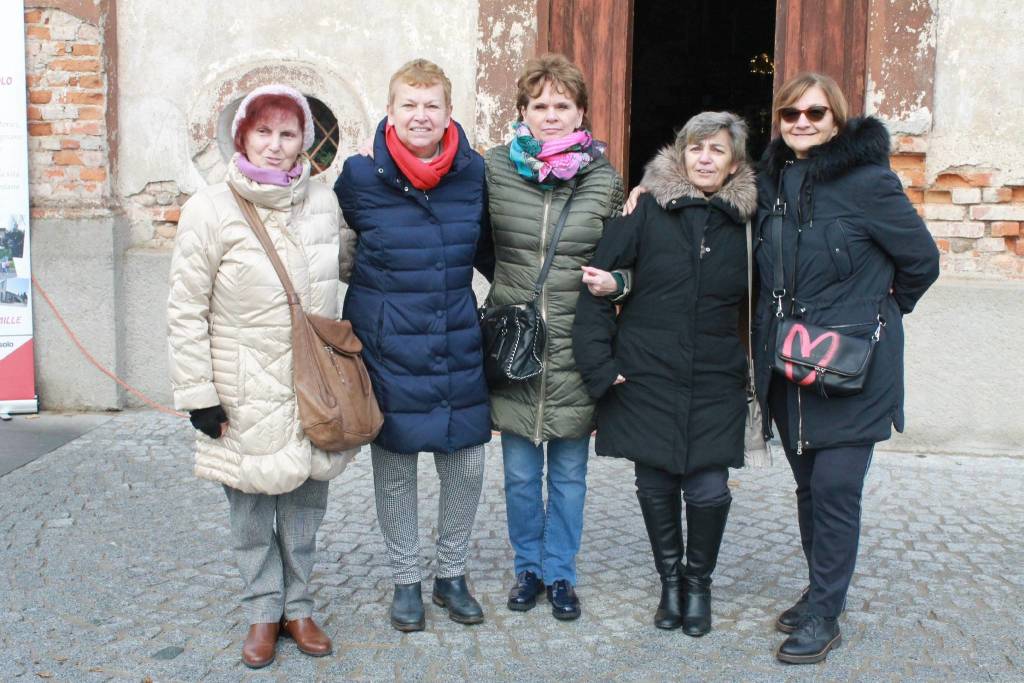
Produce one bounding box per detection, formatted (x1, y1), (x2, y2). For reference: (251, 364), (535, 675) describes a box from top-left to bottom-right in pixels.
(166, 85), (356, 669)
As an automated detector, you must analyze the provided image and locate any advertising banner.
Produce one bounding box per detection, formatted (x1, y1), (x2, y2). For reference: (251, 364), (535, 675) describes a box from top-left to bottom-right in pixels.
(0, 0), (37, 414)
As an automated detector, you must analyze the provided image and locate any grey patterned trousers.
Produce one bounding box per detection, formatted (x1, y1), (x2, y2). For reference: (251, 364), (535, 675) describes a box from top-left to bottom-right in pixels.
(222, 478), (329, 625)
(371, 444), (485, 584)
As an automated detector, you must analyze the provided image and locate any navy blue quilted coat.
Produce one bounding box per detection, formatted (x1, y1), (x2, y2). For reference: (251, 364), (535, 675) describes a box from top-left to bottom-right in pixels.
(334, 119), (494, 455)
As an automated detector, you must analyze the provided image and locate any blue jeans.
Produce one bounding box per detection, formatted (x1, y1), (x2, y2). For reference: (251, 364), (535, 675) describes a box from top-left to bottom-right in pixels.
(501, 432), (590, 585)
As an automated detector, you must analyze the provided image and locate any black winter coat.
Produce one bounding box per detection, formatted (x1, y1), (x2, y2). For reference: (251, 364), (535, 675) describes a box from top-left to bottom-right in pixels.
(573, 146), (758, 475)
(753, 117), (940, 452)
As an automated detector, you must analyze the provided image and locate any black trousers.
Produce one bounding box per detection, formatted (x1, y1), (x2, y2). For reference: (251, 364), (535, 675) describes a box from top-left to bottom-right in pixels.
(634, 462), (731, 508)
(769, 379), (873, 618)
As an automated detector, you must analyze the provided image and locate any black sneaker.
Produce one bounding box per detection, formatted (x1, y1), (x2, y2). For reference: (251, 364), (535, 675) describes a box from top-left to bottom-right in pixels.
(776, 614), (841, 664)
(546, 580), (581, 621)
(775, 587), (810, 633)
(507, 570), (544, 612)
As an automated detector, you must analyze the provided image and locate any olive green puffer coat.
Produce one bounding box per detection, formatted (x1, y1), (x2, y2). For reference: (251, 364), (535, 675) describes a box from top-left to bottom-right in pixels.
(484, 144), (624, 443)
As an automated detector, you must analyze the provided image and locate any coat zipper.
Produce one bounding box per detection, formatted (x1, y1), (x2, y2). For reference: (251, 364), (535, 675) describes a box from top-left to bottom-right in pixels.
(533, 190), (553, 445)
(796, 386), (804, 455)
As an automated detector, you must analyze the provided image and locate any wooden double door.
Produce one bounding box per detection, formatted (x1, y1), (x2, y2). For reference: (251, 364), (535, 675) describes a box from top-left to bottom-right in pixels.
(537, 0), (870, 183)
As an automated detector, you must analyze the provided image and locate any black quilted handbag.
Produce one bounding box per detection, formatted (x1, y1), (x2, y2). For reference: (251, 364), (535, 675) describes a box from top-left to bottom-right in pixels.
(479, 180), (576, 387)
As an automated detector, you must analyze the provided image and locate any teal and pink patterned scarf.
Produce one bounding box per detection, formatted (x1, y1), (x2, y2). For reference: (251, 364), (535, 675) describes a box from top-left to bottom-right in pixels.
(509, 121), (596, 185)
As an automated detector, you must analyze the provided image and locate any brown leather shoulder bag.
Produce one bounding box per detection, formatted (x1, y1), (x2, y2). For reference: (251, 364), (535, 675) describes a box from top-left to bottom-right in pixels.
(230, 186), (383, 451)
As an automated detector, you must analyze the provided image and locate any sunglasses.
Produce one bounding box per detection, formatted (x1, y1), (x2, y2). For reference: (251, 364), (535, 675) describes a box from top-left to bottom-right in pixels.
(778, 105), (831, 123)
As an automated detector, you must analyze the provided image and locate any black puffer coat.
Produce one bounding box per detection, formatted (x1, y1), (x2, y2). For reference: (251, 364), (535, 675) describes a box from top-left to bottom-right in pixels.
(753, 117), (940, 452)
(573, 146), (757, 475)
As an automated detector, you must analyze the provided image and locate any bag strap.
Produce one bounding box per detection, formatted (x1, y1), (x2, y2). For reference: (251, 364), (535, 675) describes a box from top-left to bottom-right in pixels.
(745, 220), (756, 393)
(531, 178), (578, 301)
(229, 185), (302, 309)
(770, 168), (790, 320)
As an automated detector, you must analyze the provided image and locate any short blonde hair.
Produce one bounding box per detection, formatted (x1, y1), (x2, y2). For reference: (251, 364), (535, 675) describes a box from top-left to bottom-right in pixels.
(772, 72), (849, 132)
(515, 53), (590, 128)
(388, 58), (452, 109)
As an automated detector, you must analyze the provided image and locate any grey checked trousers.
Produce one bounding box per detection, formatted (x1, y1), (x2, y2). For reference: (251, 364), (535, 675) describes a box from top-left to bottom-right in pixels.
(371, 444), (485, 584)
(223, 478), (329, 625)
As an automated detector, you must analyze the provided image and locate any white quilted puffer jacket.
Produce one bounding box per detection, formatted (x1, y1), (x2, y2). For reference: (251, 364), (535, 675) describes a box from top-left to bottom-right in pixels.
(167, 156), (357, 494)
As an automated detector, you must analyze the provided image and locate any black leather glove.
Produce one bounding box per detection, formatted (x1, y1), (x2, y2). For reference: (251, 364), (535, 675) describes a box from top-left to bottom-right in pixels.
(189, 405), (228, 439)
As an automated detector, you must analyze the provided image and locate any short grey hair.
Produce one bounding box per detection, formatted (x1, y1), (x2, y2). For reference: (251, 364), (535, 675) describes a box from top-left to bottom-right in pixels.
(674, 111), (749, 166)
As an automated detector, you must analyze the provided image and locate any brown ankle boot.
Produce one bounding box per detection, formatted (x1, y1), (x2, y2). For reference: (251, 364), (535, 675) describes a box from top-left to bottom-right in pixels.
(280, 616), (333, 656)
(241, 622), (279, 669)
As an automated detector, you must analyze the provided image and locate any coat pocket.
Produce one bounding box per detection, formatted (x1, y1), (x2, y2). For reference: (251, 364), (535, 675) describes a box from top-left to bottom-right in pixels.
(825, 220), (854, 280)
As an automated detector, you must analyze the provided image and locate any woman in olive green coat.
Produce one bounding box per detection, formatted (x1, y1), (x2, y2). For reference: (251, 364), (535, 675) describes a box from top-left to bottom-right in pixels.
(484, 53), (623, 620)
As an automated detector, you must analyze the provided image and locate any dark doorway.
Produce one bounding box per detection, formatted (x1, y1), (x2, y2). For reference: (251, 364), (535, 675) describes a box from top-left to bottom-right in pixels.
(627, 1), (776, 185)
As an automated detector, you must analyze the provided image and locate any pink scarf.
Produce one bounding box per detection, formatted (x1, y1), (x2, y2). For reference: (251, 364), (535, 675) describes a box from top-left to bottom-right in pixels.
(235, 154), (304, 187)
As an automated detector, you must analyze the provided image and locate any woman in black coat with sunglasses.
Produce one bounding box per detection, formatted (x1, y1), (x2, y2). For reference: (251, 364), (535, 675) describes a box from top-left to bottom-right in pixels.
(752, 72), (939, 665)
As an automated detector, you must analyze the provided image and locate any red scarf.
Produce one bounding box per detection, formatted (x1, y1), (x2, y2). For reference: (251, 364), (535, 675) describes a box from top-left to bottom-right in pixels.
(385, 122), (459, 191)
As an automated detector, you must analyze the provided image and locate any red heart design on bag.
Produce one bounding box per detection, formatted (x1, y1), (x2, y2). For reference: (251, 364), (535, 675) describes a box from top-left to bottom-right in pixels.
(782, 324), (840, 386)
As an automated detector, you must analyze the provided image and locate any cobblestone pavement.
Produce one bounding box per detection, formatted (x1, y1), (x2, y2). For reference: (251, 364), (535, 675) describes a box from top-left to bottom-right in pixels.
(1, 411), (1022, 682)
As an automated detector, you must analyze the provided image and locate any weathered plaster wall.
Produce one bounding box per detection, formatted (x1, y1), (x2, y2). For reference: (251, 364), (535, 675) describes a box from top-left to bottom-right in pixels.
(865, 0), (936, 135)
(928, 0), (1024, 186)
(116, 0), (482, 243)
(475, 0), (536, 151)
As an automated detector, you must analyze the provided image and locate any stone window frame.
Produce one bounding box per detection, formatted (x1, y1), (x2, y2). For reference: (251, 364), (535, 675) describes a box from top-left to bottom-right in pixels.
(187, 61), (370, 187)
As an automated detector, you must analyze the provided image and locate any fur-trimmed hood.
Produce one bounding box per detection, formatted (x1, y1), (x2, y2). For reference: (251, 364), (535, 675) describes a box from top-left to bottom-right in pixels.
(760, 116), (891, 182)
(639, 144), (758, 221)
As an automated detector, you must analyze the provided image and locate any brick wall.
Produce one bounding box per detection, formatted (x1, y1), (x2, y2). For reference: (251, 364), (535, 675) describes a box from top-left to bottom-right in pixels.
(24, 7), (109, 215)
(892, 137), (1024, 277)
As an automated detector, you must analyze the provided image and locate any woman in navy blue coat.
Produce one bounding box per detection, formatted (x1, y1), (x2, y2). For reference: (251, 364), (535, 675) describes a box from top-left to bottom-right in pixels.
(753, 73), (939, 664)
(334, 59), (494, 632)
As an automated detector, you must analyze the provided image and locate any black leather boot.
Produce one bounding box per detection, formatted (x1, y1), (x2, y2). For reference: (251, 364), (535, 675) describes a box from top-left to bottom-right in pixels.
(775, 587), (810, 633)
(390, 582), (425, 632)
(681, 500), (730, 637)
(776, 614), (841, 664)
(636, 491), (684, 630)
(432, 576), (484, 625)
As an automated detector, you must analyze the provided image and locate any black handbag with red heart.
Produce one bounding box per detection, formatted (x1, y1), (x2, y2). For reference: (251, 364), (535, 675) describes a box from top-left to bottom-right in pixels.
(766, 174), (884, 399)
(772, 318), (882, 398)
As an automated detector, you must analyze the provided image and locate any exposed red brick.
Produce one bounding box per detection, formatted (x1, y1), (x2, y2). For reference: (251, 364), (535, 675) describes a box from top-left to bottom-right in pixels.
(44, 168), (65, 179)
(65, 92), (105, 105)
(990, 221), (1021, 237)
(77, 106), (104, 120)
(1012, 187), (1024, 203)
(935, 238), (949, 253)
(26, 74), (42, 87)
(53, 150), (82, 165)
(162, 207), (181, 222)
(69, 121), (101, 135)
(27, 25), (50, 40)
(895, 169), (926, 188)
(905, 189), (923, 203)
(27, 123), (52, 136)
(962, 171), (995, 187)
(28, 90), (52, 104)
(71, 44), (101, 57)
(24, 9), (43, 23)
(49, 58), (101, 73)
(27, 105), (42, 121)
(983, 187), (1013, 203)
(890, 155), (925, 171)
(77, 75), (103, 89)
(79, 167), (107, 181)
(61, 139), (80, 150)
(923, 190), (952, 204)
(933, 173), (971, 190)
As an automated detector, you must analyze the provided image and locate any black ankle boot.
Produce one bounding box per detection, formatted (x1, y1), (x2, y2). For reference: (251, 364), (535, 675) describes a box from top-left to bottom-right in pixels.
(776, 614), (841, 664)
(390, 582), (425, 632)
(681, 500), (730, 637)
(432, 576), (484, 625)
(636, 491), (684, 630)
(775, 587), (810, 633)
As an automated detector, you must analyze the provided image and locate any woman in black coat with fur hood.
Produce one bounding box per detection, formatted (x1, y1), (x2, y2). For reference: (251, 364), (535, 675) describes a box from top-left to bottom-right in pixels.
(574, 112), (757, 638)
(754, 73), (939, 664)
